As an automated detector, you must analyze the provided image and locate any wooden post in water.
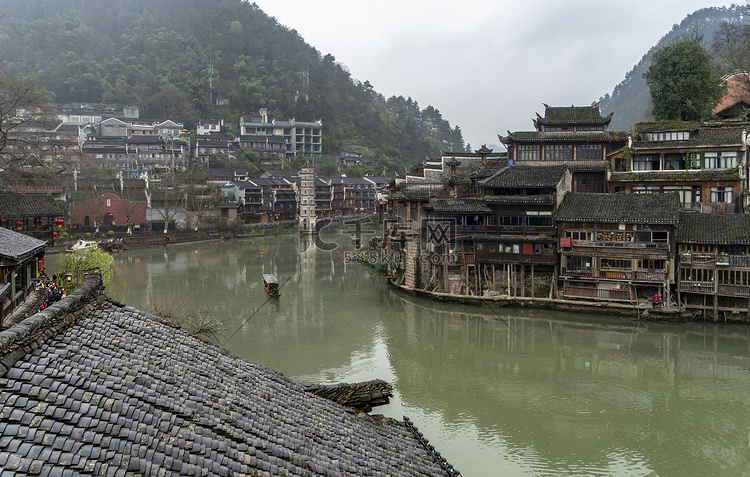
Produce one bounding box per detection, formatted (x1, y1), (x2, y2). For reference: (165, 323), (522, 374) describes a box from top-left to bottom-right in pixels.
(713, 294), (719, 322)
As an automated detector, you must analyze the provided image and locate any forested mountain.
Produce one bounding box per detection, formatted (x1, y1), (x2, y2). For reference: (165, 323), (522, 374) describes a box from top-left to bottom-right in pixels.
(0, 0), (468, 174)
(598, 5), (743, 131)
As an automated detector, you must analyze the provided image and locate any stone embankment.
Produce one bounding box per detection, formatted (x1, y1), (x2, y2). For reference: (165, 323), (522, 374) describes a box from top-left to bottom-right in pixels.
(46, 221), (297, 254)
(387, 280), (708, 322)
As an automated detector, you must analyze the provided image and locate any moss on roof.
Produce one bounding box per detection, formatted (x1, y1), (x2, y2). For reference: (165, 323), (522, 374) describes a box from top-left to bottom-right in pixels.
(677, 212), (750, 244)
(556, 192), (680, 224)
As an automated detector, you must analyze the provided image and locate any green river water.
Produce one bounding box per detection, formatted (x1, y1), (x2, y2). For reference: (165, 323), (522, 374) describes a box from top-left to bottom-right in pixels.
(47, 234), (750, 476)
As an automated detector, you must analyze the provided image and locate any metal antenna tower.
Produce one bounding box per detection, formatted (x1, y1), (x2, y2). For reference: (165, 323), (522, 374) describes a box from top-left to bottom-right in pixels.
(208, 58), (215, 105)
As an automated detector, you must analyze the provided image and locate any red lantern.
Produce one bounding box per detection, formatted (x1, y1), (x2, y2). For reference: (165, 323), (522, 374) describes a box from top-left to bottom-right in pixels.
(55, 219), (64, 226)
(14, 221), (23, 228)
(53, 232), (58, 238)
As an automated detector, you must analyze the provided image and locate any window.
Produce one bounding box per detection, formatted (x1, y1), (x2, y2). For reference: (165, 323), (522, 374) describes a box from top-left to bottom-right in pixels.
(652, 232), (669, 242)
(663, 185), (701, 209)
(566, 256), (592, 271)
(526, 216), (553, 227)
(663, 153), (682, 170)
(517, 145), (541, 162)
(577, 144), (603, 161)
(646, 131), (690, 141)
(721, 152), (737, 169)
(710, 186), (734, 204)
(704, 152), (718, 169)
(600, 258), (632, 269)
(546, 144), (573, 161)
(565, 230), (593, 241)
(638, 259), (665, 270)
(633, 154), (659, 171)
(719, 269), (750, 286)
(499, 216), (522, 226)
(681, 268), (714, 282)
(632, 185), (661, 194)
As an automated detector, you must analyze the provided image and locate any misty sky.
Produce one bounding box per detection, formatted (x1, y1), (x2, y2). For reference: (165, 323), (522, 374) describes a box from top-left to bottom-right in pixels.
(252, 0), (734, 150)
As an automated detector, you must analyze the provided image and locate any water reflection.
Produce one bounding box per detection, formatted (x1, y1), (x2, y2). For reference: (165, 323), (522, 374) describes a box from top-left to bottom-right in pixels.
(382, 294), (750, 476)
(44, 235), (750, 476)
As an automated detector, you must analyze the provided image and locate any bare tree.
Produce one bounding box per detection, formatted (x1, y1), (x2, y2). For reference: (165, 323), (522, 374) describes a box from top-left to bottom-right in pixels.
(148, 174), (184, 234)
(0, 68), (77, 188)
(0, 69), (53, 165)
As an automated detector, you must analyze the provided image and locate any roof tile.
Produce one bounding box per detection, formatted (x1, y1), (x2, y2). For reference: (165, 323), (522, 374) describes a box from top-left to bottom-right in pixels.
(0, 276), (458, 476)
(556, 193), (680, 224)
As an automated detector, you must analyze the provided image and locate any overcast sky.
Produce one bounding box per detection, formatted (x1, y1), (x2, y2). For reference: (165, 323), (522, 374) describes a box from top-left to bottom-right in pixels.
(252, 1), (734, 150)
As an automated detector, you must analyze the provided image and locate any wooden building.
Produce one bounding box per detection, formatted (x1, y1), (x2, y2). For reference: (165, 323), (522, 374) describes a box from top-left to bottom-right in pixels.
(498, 104), (628, 167)
(475, 164), (571, 296)
(0, 193), (64, 238)
(0, 227), (48, 325)
(676, 212), (750, 319)
(556, 193), (680, 305)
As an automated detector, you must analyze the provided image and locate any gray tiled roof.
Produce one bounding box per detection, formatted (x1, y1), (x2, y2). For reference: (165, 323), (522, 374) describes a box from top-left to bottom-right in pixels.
(426, 198), (492, 214)
(0, 193), (63, 219)
(677, 212), (750, 244)
(609, 170), (740, 182)
(483, 195), (554, 205)
(556, 193), (680, 224)
(0, 277), (457, 476)
(536, 104), (613, 125)
(566, 161), (609, 172)
(0, 228), (48, 263)
(632, 123), (745, 149)
(480, 165), (568, 188)
(499, 131), (628, 143)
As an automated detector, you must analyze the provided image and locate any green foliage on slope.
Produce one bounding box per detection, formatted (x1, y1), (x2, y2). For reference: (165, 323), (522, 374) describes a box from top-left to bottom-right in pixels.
(644, 38), (726, 121)
(597, 6), (740, 130)
(0, 0), (468, 174)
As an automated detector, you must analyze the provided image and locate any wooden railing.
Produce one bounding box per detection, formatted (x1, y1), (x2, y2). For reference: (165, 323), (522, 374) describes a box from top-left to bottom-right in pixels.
(679, 282), (714, 294)
(563, 286), (631, 301)
(474, 251), (557, 265)
(718, 285), (750, 297)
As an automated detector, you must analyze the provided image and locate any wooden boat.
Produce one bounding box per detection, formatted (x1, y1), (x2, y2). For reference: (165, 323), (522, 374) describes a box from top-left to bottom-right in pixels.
(98, 238), (125, 253)
(263, 273), (281, 297)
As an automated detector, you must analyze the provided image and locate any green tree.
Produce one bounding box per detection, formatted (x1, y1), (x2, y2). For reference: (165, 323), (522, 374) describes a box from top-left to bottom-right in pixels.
(644, 38), (726, 121)
(56, 247), (115, 293)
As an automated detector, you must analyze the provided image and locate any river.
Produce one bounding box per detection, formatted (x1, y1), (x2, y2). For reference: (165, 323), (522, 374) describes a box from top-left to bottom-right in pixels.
(47, 234), (750, 476)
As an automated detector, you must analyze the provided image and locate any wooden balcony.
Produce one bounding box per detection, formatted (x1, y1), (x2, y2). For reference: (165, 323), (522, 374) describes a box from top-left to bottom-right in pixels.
(562, 269), (666, 282)
(474, 251), (557, 265)
(717, 284), (750, 297)
(679, 282), (714, 294)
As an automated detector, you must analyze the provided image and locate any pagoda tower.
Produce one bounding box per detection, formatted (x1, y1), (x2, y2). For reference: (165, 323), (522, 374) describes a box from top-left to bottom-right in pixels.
(298, 160), (316, 234)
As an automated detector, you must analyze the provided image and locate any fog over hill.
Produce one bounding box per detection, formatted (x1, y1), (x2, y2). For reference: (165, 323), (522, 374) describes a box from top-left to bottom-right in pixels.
(598, 6), (742, 132)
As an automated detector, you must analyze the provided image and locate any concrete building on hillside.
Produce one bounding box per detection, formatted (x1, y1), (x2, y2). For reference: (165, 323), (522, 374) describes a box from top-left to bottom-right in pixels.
(239, 108), (322, 160)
